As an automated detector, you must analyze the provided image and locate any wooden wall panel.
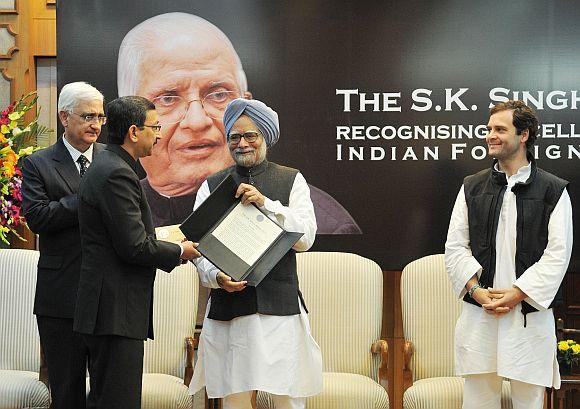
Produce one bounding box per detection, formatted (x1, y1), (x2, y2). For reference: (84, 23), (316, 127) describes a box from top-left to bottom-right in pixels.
(3, 0), (55, 249)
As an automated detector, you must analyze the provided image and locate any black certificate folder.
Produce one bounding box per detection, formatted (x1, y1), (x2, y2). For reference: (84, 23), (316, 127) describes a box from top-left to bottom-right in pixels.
(180, 175), (303, 286)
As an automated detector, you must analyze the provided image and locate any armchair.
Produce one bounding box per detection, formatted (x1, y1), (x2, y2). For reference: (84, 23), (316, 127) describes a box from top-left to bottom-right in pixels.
(0, 249), (50, 409)
(257, 251), (389, 409)
(401, 254), (511, 409)
(141, 261), (200, 409)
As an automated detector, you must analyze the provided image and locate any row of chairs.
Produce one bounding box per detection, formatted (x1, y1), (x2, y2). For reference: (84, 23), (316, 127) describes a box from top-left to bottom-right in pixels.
(1, 250), (517, 409)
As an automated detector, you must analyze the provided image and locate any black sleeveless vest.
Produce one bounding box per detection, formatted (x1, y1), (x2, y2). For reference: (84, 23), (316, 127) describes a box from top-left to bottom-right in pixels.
(206, 160), (303, 321)
(463, 157), (568, 322)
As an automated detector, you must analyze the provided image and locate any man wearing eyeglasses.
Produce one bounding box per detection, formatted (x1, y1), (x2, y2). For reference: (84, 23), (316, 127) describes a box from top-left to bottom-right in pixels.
(117, 12), (361, 235)
(73, 96), (201, 408)
(189, 98), (322, 409)
(21, 81), (106, 409)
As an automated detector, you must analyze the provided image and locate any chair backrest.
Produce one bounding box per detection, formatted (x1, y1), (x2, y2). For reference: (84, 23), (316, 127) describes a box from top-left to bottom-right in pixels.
(0, 249), (41, 372)
(297, 252), (383, 378)
(401, 254), (462, 380)
(143, 262), (199, 378)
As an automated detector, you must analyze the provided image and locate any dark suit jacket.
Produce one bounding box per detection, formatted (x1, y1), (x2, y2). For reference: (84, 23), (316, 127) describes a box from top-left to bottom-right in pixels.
(73, 144), (181, 340)
(21, 137), (106, 318)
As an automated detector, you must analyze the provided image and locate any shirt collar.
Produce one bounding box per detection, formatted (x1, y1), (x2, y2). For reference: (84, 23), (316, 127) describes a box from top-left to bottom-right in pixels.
(493, 161), (532, 187)
(62, 133), (94, 163)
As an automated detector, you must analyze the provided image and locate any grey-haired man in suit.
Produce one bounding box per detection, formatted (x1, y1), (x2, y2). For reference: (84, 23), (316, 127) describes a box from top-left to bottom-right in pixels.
(22, 81), (106, 408)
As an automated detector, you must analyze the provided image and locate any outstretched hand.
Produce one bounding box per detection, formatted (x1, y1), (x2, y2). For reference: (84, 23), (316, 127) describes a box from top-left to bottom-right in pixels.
(217, 272), (247, 292)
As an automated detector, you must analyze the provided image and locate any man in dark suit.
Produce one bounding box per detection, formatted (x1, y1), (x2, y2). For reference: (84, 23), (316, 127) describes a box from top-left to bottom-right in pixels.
(22, 81), (106, 409)
(73, 96), (200, 409)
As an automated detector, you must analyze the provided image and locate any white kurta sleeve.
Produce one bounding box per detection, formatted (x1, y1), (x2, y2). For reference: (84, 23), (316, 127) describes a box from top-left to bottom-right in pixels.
(514, 188), (573, 310)
(192, 180), (220, 289)
(445, 185), (483, 298)
(261, 172), (317, 252)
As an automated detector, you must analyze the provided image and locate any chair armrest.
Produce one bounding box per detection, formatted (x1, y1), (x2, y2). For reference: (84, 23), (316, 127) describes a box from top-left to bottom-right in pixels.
(39, 343), (49, 387)
(184, 333), (199, 386)
(556, 318), (580, 340)
(403, 340), (414, 392)
(371, 340), (389, 390)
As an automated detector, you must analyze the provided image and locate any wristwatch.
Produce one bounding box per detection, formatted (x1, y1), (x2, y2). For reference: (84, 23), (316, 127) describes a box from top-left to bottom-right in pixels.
(468, 283), (482, 299)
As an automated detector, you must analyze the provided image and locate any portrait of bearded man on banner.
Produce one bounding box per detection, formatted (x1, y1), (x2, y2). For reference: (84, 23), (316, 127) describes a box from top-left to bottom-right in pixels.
(117, 12), (361, 234)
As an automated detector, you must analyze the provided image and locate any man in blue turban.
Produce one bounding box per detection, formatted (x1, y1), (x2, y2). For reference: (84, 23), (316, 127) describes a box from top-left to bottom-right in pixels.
(189, 98), (323, 409)
(117, 12), (361, 235)
(223, 98), (280, 147)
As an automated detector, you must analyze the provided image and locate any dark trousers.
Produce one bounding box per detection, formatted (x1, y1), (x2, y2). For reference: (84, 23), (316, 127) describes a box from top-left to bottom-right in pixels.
(82, 333), (144, 409)
(36, 315), (89, 409)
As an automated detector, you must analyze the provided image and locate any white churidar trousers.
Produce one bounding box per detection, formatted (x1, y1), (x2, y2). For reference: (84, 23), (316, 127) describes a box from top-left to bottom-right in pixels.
(463, 372), (544, 409)
(224, 391), (306, 409)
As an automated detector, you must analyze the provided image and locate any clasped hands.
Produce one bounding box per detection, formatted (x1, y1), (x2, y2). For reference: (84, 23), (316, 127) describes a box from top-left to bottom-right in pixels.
(471, 286), (527, 317)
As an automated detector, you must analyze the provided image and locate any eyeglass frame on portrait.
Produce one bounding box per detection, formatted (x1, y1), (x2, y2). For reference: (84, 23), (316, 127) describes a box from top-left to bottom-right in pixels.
(152, 89), (243, 125)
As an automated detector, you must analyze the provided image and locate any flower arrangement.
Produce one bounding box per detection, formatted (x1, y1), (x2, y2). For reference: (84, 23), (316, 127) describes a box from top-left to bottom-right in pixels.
(557, 339), (580, 369)
(0, 91), (50, 245)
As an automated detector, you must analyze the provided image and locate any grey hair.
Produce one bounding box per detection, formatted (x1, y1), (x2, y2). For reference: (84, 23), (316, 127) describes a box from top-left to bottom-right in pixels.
(58, 82), (104, 112)
(117, 12), (248, 97)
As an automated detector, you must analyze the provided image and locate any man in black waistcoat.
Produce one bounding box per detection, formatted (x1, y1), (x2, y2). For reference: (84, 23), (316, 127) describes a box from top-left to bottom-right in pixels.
(73, 96), (200, 409)
(188, 99), (323, 409)
(22, 81), (106, 409)
(445, 100), (573, 409)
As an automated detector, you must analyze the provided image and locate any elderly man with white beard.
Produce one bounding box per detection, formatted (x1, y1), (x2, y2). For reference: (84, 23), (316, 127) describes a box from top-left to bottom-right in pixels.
(189, 98), (323, 409)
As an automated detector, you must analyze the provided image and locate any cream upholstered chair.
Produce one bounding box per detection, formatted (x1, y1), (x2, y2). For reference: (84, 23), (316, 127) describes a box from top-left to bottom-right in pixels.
(141, 261), (199, 409)
(401, 254), (511, 409)
(257, 252), (389, 409)
(0, 249), (50, 409)
(84, 261), (199, 408)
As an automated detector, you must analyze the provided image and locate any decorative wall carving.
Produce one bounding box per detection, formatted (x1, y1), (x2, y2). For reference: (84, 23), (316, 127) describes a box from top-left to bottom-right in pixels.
(0, 0), (18, 14)
(0, 68), (13, 109)
(0, 23), (17, 59)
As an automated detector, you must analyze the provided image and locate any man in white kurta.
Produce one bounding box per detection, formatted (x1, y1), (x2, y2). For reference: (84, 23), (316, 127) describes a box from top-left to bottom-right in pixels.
(445, 100), (573, 409)
(189, 98), (323, 409)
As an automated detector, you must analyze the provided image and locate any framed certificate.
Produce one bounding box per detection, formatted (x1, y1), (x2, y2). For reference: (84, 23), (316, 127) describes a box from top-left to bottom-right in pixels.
(180, 175), (302, 286)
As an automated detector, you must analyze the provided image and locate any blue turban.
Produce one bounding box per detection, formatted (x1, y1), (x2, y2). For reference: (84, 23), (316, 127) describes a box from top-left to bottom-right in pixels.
(223, 99), (280, 147)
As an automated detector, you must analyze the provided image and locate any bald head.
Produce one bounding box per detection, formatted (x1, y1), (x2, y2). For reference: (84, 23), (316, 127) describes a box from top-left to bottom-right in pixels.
(117, 12), (251, 198)
(117, 12), (247, 97)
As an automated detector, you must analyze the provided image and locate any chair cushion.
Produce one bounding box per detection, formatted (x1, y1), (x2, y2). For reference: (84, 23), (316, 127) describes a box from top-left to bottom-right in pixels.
(141, 373), (193, 409)
(257, 372), (389, 409)
(403, 377), (512, 409)
(86, 374), (192, 409)
(0, 370), (50, 409)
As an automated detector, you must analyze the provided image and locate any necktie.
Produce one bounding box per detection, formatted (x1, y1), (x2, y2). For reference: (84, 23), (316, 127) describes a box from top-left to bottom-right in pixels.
(77, 155), (89, 177)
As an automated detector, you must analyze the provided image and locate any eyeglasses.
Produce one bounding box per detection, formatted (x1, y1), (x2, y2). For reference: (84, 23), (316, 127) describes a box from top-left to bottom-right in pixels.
(141, 124), (162, 133)
(70, 112), (107, 125)
(152, 90), (241, 125)
(228, 131), (260, 145)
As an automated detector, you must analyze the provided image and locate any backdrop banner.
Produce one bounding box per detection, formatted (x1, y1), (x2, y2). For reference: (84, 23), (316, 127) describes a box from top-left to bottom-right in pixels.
(58, 0), (580, 271)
